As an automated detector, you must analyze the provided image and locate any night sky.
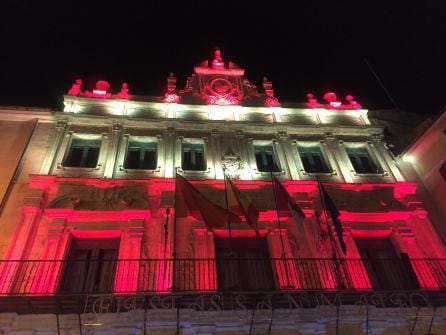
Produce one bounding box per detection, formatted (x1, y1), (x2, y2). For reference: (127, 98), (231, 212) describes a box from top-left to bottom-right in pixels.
(1, 1), (445, 116)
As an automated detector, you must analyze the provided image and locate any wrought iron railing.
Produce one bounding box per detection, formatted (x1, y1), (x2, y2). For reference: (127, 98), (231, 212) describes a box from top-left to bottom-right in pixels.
(0, 258), (445, 295)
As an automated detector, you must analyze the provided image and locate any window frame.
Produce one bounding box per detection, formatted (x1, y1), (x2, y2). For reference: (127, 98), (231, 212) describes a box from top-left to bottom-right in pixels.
(60, 237), (120, 294)
(252, 140), (281, 173)
(297, 142), (332, 175)
(344, 143), (384, 175)
(123, 136), (158, 171)
(180, 138), (207, 172)
(60, 133), (105, 171)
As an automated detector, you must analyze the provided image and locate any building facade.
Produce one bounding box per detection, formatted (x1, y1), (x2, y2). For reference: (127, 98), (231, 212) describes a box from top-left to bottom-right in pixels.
(0, 49), (445, 334)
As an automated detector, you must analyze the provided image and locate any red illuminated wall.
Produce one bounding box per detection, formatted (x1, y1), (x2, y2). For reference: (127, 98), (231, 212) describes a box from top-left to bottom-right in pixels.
(0, 175), (445, 295)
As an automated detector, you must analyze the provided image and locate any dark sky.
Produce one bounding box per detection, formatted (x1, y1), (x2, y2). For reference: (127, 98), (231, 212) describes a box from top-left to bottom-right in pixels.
(1, 1), (445, 116)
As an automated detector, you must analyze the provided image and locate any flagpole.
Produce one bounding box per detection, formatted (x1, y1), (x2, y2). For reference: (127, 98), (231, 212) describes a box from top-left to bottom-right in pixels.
(270, 170), (292, 288)
(271, 171), (287, 258)
(172, 173), (179, 290)
(222, 169), (234, 252)
(316, 177), (338, 258)
(163, 207), (171, 283)
(316, 177), (346, 289)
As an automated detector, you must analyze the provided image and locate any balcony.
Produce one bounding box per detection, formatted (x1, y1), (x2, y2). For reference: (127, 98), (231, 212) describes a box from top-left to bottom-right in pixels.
(1, 258), (446, 313)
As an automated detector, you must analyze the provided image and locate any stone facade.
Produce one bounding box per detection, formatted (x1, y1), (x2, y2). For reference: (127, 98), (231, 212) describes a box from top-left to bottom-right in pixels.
(0, 50), (445, 334)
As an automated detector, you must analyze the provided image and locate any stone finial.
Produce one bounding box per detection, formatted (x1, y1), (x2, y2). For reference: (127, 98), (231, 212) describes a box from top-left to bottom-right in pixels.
(211, 47), (225, 69)
(117, 82), (130, 99)
(167, 73), (177, 92)
(67, 79), (83, 96)
(263, 77), (280, 107)
(163, 73), (180, 103)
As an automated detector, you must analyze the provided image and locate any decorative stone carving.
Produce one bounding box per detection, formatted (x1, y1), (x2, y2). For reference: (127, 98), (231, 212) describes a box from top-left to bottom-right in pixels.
(67, 79), (83, 96)
(47, 185), (148, 210)
(263, 77), (281, 107)
(221, 149), (243, 179)
(117, 83), (130, 99)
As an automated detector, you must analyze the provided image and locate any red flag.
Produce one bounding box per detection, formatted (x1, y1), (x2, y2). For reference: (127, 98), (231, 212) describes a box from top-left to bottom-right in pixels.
(225, 175), (259, 230)
(175, 174), (239, 229)
(273, 176), (306, 219)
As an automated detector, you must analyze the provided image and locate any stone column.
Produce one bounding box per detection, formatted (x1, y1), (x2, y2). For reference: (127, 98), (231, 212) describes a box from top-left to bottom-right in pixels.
(0, 204), (41, 293)
(267, 228), (300, 289)
(275, 131), (293, 179)
(104, 123), (122, 178)
(39, 120), (67, 174)
(30, 220), (71, 294)
(324, 133), (348, 183)
(115, 223), (144, 293)
(211, 129), (223, 179)
(164, 128), (176, 178)
(391, 226), (441, 289)
(370, 134), (405, 181)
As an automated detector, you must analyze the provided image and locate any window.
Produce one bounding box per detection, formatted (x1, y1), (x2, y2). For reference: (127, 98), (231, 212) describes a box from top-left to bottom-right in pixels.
(254, 144), (280, 172)
(60, 238), (119, 294)
(298, 144), (330, 173)
(355, 237), (418, 290)
(215, 237), (274, 291)
(182, 141), (206, 171)
(124, 139), (157, 170)
(345, 145), (382, 174)
(64, 138), (101, 168)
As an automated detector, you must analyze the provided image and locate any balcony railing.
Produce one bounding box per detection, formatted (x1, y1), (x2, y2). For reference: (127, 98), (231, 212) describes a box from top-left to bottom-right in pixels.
(1, 258), (445, 295)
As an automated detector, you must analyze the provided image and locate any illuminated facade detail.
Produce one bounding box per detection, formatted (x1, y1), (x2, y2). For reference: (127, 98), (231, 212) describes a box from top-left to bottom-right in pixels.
(262, 76), (281, 107)
(181, 139), (206, 171)
(0, 49), (445, 334)
(124, 138), (158, 170)
(305, 92), (362, 110)
(297, 143), (331, 174)
(116, 82), (130, 99)
(63, 137), (101, 168)
(344, 144), (383, 174)
(163, 73), (181, 104)
(253, 142), (280, 172)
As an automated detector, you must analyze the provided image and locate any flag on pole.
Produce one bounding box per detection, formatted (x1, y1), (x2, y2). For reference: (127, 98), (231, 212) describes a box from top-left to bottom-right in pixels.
(175, 173), (240, 229)
(273, 176), (306, 219)
(225, 175), (259, 230)
(315, 210), (329, 248)
(320, 183), (347, 254)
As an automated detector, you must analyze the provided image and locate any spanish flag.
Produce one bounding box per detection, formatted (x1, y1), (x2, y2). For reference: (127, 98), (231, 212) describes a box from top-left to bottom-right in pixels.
(225, 175), (259, 230)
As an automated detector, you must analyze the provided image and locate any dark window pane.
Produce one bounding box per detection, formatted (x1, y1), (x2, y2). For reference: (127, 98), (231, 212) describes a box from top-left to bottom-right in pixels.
(124, 149), (141, 169)
(355, 238), (418, 290)
(348, 153), (362, 172)
(64, 139), (101, 168)
(215, 237), (275, 291)
(142, 150), (157, 169)
(183, 151), (192, 170)
(254, 145), (279, 172)
(298, 145), (330, 173)
(60, 238), (119, 294)
(312, 155), (328, 173)
(182, 143), (206, 171)
(85, 147), (100, 168)
(66, 147), (84, 167)
(359, 156), (375, 173)
(346, 147), (381, 174)
(124, 141), (157, 170)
